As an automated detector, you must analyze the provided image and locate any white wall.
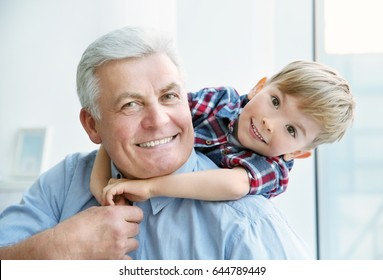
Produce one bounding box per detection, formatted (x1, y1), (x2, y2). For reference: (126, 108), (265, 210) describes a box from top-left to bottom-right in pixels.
(0, 0), (316, 256)
(0, 0), (177, 177)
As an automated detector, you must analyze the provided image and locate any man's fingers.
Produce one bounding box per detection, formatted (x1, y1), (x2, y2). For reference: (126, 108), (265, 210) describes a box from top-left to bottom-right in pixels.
(118, 205), (143, 223)
(126, 238), (139, 252)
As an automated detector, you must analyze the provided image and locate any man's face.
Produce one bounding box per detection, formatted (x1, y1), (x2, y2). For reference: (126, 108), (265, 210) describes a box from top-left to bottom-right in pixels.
(92, 53), (194, 179)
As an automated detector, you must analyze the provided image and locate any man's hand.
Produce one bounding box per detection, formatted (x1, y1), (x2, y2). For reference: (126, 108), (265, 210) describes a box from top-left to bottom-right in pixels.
(0, 205), (143, 260)
(52, 205), (143, 259)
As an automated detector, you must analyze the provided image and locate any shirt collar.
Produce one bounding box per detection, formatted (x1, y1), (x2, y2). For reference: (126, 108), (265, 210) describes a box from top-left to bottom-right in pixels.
(111, 149), (198, 215)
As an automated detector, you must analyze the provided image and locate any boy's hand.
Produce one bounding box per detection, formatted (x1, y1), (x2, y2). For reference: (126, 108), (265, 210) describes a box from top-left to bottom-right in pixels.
(102, 178), (152, 205)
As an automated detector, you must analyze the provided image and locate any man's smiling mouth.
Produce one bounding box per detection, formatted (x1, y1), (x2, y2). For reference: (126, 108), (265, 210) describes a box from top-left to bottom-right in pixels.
(138, 135), (175, 148)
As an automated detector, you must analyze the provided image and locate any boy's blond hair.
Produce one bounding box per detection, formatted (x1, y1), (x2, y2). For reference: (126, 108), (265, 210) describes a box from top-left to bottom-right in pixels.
(267, 60), (355, 149)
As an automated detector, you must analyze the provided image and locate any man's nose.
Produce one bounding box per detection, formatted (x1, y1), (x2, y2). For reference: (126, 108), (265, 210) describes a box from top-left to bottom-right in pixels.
(262, 117), (274, 133)
(141, 104), (170, 129)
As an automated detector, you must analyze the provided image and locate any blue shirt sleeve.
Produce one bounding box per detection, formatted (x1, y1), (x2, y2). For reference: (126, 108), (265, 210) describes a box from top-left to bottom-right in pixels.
(0, 152), (98, 246)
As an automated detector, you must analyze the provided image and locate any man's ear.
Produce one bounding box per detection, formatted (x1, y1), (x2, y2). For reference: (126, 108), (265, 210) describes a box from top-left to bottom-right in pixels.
(283, 150), (312, 161)
(248, 77), (267, 99)
(79, 108), (102, 144)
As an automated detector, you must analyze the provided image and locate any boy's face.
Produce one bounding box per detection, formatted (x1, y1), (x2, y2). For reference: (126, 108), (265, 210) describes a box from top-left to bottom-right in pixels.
(237, 83), (321, 158)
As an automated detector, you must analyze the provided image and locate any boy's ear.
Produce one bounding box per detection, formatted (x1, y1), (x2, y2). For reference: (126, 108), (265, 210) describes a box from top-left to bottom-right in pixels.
(248, 77), (267, 99)
(283, 150), (312, 161)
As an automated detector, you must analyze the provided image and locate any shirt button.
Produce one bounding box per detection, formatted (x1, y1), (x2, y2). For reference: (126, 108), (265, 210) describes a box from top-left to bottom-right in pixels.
(205, 140), (212, 145)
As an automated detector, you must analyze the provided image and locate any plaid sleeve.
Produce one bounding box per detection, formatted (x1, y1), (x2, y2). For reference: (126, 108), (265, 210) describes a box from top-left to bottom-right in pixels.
(222, 151), (293, 198)
(188, 87), (241, 127)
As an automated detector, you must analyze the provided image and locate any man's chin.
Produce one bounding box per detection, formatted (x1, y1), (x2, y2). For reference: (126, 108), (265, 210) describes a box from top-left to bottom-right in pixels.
(123, 158), (185, 179)
(148, 158), (187, 177)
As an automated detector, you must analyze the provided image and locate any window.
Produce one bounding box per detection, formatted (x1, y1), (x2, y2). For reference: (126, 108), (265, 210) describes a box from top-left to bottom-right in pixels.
(316, 0), (383, 259)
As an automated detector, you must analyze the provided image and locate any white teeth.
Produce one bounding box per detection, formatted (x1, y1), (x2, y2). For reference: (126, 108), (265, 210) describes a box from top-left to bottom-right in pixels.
(251, 122), (266, 143)
(138, 136), (173, 148)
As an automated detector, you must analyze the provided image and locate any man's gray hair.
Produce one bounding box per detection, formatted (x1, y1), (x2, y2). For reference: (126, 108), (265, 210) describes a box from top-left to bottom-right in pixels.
(76, 26), (182, 120)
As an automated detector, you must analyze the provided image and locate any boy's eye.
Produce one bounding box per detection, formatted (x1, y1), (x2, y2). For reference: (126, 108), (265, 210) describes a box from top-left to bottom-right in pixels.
(271, 96), (280, 108)
(286, 125), (296, 137)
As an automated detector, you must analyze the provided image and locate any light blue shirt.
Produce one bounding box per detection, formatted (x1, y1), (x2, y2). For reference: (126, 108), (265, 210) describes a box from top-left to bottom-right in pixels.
(0, 149), (313, 259)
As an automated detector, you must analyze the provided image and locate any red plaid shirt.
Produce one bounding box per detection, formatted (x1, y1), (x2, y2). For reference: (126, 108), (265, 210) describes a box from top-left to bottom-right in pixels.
(188, 87), (293, 198)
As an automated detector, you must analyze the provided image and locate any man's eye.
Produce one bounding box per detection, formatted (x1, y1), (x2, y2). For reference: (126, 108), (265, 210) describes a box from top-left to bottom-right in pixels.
(162, 92), (179, 103)
(286, 125), (296, 137)
(122, 101), (138, 109)
(121, 101), (141, 113)
(271, 96), (280, 108)
(165, 93), (176, 99)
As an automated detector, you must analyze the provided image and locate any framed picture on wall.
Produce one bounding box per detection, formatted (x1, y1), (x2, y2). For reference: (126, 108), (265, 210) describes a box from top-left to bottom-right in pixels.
(12, 127), (51, 178)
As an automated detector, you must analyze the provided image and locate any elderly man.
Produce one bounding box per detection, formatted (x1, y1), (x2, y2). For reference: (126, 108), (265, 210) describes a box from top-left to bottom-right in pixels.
(0, 26), (312, 259)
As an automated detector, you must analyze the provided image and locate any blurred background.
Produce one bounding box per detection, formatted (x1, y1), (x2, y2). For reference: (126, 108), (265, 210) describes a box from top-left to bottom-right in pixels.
(0, 0), (382, 259)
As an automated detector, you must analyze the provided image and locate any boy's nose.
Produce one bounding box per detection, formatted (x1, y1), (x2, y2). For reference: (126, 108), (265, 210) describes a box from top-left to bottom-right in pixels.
(262, 118), (274, 133)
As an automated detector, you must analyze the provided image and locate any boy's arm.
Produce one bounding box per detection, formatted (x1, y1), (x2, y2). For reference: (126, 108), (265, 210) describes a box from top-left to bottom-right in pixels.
(90, 145), (112, 204)
(103, 167), (250, 204)
(222, 151), (292, 198)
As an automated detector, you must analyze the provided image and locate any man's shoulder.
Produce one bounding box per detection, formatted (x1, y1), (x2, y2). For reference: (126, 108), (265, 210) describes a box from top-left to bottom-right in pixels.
(63, 150), (97, 166)
(39, 150), (99, 216)
(221, 195), (284, 222)
(59, 150), (97, 169)
(43, 150), (97, 180)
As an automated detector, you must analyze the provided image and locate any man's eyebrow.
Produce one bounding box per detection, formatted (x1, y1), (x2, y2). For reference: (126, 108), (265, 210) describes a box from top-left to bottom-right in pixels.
(113, 83), (182, 107)
(114, 92), (142, 107)
(159, 82), (182, 94)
